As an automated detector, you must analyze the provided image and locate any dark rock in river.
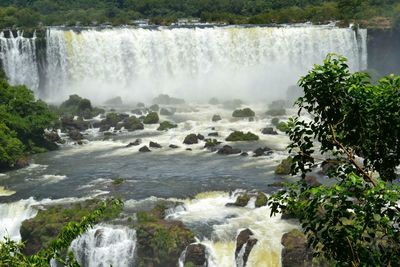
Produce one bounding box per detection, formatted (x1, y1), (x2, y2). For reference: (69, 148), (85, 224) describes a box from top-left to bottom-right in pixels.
(99, 124), (111, 132)
(275, 157), (293, 175)
(160, 107), (175, 116)
(153, 94), (185, 105)
(204, 139), (221, 148)
(253, 147), (273, 157)
(197, 134), (205, 140)
(232, 108), (255, 118)
(123, 116), (144, 131)
(126, 139), (141, 147)
(149, 104), (160, 112)
(217, 145), (241, 155)
(44, 131), (61, 143)
(304, 175), (321, 187)
(208, 132), (219, 137)
(68, 129), (83, 141)
(137, 102), (145, 108)
(255, 192), (268, 207)
(157, 121), (177, 131)
(143, 112), (160, 124)
(226, 131), (259, 142)
(169, 144), (179, 149)
(261, 127), (278, 135)
(184, 243), (207, 267)
(61, 116), (90, 131)
(131, 108), (143, 116)
(235, 229), (258, 267)
(281, 229), (313, 267)
(240, 152), (249, 156)
(183, 134), (199, 145)
(139, 146), (151, 152)
(212, 114), (222, 122)
(15, 157), (29, 169)
(149, 141), (162, 148)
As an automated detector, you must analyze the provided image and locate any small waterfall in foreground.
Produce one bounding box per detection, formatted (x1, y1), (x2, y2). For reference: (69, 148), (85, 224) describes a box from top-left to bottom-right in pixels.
(0, 31), (39, 91)
(70, 224), (137, 267)
(0, 198), (38, 241)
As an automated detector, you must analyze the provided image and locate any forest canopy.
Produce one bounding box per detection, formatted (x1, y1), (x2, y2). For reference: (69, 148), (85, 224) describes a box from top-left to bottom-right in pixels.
(0, 0), (399, 28)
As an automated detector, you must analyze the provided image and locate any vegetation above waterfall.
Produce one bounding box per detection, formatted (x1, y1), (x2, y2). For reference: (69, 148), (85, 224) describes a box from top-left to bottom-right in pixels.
(0, 74), (57, 171)
(269, 55), (400, 265)
(0, 0), (399, 28)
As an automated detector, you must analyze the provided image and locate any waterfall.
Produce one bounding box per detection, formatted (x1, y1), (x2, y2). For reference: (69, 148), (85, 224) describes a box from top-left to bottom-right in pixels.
(70, 224), (137, 267)
(0, 31), (40, 92)
(0, 198), (38, 241)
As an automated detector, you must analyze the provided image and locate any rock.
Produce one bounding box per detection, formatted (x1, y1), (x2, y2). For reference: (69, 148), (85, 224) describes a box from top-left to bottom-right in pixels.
(281, 229), (313, 267)
(320, 159), (340, 175)
(160, 107), (175, 116)
(169, 144), (179, 149)
(186, 148), (193, 151)
(261, 127), (278, 135)
(184, 243), (207, 266)
(126, 139), (141, 147)
(152, 94), (185, 105)
(183, 134), (199, 145)
(212, 114), (222, 122)
(139, 146), (151, 152)
(217, 145), (241, 155)
(226, 131), (259, 142)
(59, 94), (104, 119)
(103, 96), (123, 106)
(208, 132), (219, 137)
(143, 112), (160, 124)
(149, 104), (160, 112)
(255, 192), (268, 207)
(248, 117), (255, 122)
(275, 157), (293, 175)
(44, 131), (61, 143)
(149, 141), (162, 148)
(60, 116), (90, 131)
(137, 102), (145, 108)
(204, 139), (221, 148)
(197, 134), (205, 140)
(304, 175), (321, 187)
(271, 117), (280, 126)
(266, 108), (286, 116)
(102, 112), (127, 127)
(235, 229), (258, 267)
(232, 108), (255, 118)
(131, 109), (143, 116)
(99, 124), (111, 132)
(233, 193), (250, 207)
(253, 147), (273, 157)
(157, 121), (178, 131)
(240, 152), (249, 156)
(68, 129), (83, 141)
(123, 116), (144, 131)
(15, 158), (29, 169)
(277, 121), (290, 132)
(209, 97), (219, 105)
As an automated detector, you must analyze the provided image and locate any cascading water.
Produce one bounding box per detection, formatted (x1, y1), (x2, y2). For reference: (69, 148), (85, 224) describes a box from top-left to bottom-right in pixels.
(0, 198), (38, 241)
(0, 31), (39, 91)
(0, 26), (368, 103)
(70, 224), (137, 267)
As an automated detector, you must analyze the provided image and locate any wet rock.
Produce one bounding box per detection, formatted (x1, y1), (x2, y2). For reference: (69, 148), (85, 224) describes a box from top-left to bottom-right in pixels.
(235, 229), (258, 267)
(261, 127), (278, 135)
(123, 116), (144, 131)
(68, 129), (83, 141)
(99, 124), (111, 132)
(281, 229), (313, 267)
(275, 157), (293, 175)
(226, 131), (259, 142)
(232, 108), (255, 118)
(44, 131), (61, 143)
(184, 243), (207, 266)
(139, 146), (151, 152)
(233, 193), (250, 207)
(61, 116), (90, 131)
(104, 96), (123, 106)
(253, 147), (273, 157)
(157, 121), (178, 131)
(15, 157), (29, 169)
(131, 109), (143, 116)
(59, 94), (104, 119)
(248, 117), (255, 122)
(152, 94), (185, 105)
(126, 139), (141, 147)
(149, 141), (162, 148)
(143, 112), (159, 124)
(212, 114), (222, 122)
(208, 132), (219, 137)
(266, 108), (286, 116)
(102, 112), (127, 127)
(271, 117), (280, 126)
(186, 148), (193, 151)
(240, 152), (249, 156)
(277, 121), (290, 132)
(160, 107), (175, 116)
(320, 159), (340, 175)
(204, 139), (221, 148)
(169, 144), (179, 149)
(197, 134), (205, 140)
(255, 192), (268, 207)
(183, 134), (199, 145)
(149, 104), (160, 112)
(209, 97), (219, 105)
(304, 175), (321, 187)
(137, 102), (145, 108)
(217, 145), (241, 155)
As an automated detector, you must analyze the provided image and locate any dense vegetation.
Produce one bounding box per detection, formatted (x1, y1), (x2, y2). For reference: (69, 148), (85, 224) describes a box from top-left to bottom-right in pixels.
(0, 71), (56, 170)
(269, 55), (400, 265)
(0, 0), (399, 28)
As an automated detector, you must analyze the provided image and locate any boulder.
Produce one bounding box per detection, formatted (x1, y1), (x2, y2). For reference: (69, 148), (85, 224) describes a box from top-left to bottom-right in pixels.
(143, 112), (160, 124)
(204, 139), (221, 148)
(261, 127), (278, 135)
(102, 113), (127, 127)
(277, 121), (290, 132)
(281, 229), (313, 267)
(149, 141), (162, 148)
(304, 175), (321, 187)
(240, 152), (249, 156)
(139, 146), (151, 152)
(152, 94), (185, 105)
(275, 157), (293, 175)
(44, 131), (61, 143)
(253, 147), (273, 157)
(271, 117), (280, 126)
(60, 116), (90, 131)
(320, 159), (340, 175)
(123, 116), (144, 131)
(126, 139), (141, 147)
(15, 158), (29, 169)
(197, 134), (205, 140)
(208, 132), (219, 137)
(235, 229), (258, 267)
(157, 121), (178, 131)
(183, 134), (199, 145)
(131, 109), (143, 116)
(232, 108), (255, 118)
(160, 108), (175, 116)
(99, 124), (111, 132)
(226, 131), (259, 142)
(68, 129), (83, 141)
(149, 104), (160, 112)
(255, 192), (268, 207)
(212, 115), (222, 122)
(59, 94), (104, 119)
(169, 144), (179, 149)
(209, 97), (219, 105)
(217, 145), (241, 155)
(266, 108), (286, 116)
(184, 243), (207, 266)
(103, 96), (123, 106)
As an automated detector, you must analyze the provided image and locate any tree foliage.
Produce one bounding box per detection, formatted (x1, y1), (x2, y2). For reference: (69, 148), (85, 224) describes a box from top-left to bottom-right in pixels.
(269, 55), (400, 266)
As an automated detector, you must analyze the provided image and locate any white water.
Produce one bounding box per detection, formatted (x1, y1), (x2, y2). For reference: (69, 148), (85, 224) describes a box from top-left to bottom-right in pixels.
(70, 224), (137, 267)
(1, 26), (367, 103)
(0, 31), (39, 91)
(0, 198), (38, 241)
